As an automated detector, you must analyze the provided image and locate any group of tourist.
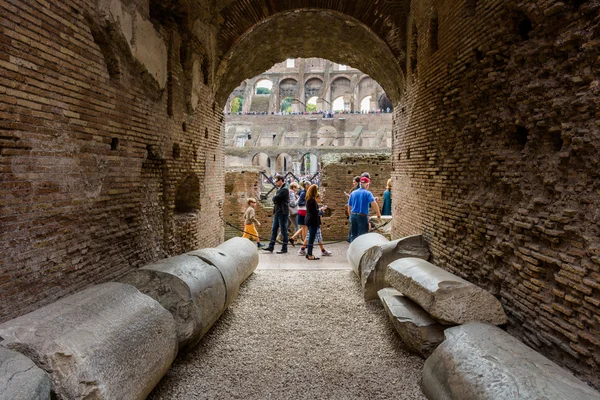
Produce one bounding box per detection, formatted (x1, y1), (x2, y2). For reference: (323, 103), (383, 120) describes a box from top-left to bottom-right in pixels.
(242, 172), (392, 260)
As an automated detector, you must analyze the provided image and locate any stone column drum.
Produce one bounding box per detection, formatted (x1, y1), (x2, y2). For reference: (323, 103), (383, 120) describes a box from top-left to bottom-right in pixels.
(0, 283), (178, 400)
(422, 323), (600, 400)
(347, 232), (389, 277)
(387, 258), (508, 325)
(120, 254), (228, 352)
(188, 237), (259, 309)
(360, 235), (429, 300)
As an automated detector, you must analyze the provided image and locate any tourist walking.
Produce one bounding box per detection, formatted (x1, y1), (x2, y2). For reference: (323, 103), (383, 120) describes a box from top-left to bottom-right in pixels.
(263, 174), (290, 254)
(242, 197), (263, 248)
(382, 178), (392, 216)
(304, 184), (322, 260)
(297, 192), (332, 257)
(344, 176), (361, 242)
(288, 182), (299, 235)
(290, 181), (310, 247)
(348, 176), (381, 242)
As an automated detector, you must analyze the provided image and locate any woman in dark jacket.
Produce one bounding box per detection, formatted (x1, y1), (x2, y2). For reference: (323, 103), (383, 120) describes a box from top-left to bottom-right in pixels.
(305, 184), (321, 260)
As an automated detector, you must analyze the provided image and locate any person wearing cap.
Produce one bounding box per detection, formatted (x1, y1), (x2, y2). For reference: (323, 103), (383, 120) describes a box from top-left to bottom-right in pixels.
(263, 174), (290, 254)
(347, 176), (381, 242)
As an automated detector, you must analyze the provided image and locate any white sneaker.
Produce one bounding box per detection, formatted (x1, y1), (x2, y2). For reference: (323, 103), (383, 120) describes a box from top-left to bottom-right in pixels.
(297, 248), (306, 256)
(321, 250), (332, 256)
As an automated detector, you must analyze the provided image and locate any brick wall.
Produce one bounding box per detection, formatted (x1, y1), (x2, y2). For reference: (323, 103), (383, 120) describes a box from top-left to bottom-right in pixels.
(0, 0), (223, 322)
(394, 0), (600, 387)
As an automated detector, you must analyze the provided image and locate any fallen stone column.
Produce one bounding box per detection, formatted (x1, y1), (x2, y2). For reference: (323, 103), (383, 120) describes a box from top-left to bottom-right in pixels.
(347, 232), (389, 277)
(378, 288), (446, 358)
(422, 322), (600, 400)
(361, 235), (429, 300)
(387, 258), (507, 325)
(120, 254), (228, 351)
(188, 237), (259, 309)
(0, 282), (178, 400)
(0, 346), (52, 400)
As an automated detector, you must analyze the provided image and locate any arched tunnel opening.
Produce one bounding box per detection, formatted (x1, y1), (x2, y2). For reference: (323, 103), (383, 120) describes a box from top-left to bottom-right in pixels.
(1, 0), (599, 398)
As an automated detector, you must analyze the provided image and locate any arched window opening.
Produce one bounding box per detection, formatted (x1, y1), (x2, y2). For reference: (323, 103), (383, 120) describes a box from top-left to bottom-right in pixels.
(360, 96), (372, 113)
(230, 96), (244, 113)
(175, 174), (200, 213)
(281, 96), (293, 113)
(301, 153), (318, 175)
(306, 96), (318, 112)
(276, 153), (293, 173)
(332, 96), (346, 112)
(252, 153), (271, 170)
(255, 79), (273, 95)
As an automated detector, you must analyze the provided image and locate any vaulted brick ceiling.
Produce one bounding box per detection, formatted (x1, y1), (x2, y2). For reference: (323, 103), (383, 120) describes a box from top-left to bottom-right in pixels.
(211, 0), (410, 104)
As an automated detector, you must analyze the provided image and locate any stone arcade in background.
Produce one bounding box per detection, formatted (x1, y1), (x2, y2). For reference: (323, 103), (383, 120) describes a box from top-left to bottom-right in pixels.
(422, 323), (600, 400)
(386, 258), (508, 325)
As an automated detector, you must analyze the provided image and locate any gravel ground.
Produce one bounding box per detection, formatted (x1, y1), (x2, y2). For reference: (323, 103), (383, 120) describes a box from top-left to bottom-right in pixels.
(148, 269), (426, 400)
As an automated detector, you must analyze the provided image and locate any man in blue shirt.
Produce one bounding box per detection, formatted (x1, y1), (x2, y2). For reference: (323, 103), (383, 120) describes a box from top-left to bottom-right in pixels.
(348, 177), (381, 242)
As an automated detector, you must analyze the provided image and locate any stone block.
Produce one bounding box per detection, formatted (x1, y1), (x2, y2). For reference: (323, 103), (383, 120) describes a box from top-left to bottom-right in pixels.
(378, 288), (446, 358)
(0, 283), (178, 400)
(422, 323), (600, 400)
(347, 232), (389, 277)
(387, 258), (508, 325)
(0, 346), (51, 400)
(361, 235), (430, 300)
(120, 254), (227, 351)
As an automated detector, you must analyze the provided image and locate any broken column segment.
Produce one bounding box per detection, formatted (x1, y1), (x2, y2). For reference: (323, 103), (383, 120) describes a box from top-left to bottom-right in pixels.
(121, 237), (258, 352)
(361, 235), (429, 300)
(378, 288), (446, 358)
(0, 283), (178, 400)
(347, 232), (389, 277)
(387, 258), (507, 325)
(188, 237), (259, 309)
(120, 254), (228, 351)
(0, 346), (52, 400)
(422, 322), (600, 400)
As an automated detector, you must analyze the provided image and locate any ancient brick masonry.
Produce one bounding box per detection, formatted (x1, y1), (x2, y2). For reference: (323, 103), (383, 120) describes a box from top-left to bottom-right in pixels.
(0, 1), (223, 322)
(393, 0), (600, 387)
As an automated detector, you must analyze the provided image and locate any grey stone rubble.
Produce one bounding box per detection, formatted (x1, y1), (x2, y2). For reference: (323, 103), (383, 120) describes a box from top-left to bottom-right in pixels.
(0, 346), (51, 400)
(361, 235), (430, 300)
(378, 288), (446, 358)
(121, 237), (258, 352)
(422, 322), (600, 400)
(387, 258), (508, 325)
(0, 283), (178, 400)
(347, 232), (389, 277)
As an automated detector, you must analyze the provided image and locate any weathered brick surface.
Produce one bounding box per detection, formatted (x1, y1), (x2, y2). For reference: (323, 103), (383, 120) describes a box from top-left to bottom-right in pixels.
(393, 0), (600, 388)
(0, 1), (223, 322)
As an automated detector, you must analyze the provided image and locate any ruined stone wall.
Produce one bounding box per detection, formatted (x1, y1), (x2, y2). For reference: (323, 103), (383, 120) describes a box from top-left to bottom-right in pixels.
(0, 0), (223, 322)
(321, 154), (392, 240)
(225, 156), (391, 243)
(394, 0), (600, 387)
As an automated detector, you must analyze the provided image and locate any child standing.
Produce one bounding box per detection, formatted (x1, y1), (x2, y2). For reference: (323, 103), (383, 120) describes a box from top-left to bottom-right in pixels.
(242, 198), (264, 248)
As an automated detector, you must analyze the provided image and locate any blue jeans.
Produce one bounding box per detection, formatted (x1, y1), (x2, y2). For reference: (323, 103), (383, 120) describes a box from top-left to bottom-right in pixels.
(307, 225), (319, 256)
(269, 213), (289, 250)
(349, 214), (369, 242)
